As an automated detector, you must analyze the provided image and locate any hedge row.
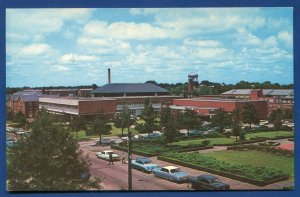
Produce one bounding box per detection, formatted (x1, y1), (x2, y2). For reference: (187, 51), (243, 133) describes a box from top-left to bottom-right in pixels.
(158, 153), (289, 186)
(213, 139), (266, 146)
(111, 144), (213, 157)
(111, 145), (157, 157)
(227, 145), (294, 156)
(249, 136), (294, 141)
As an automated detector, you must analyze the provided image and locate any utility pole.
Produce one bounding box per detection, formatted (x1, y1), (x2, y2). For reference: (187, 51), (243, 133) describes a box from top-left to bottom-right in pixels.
(128, 128), (132, 190)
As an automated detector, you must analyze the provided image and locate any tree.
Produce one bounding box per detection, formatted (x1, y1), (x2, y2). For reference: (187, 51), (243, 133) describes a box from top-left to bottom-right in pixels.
(114, 106), (131, 137)
(232, 122), (242, 142)
(6, 107), (13, 121)
(13, 111), (26, 126)
(269, 109), (284, 136)
(88, 113), (111, 145)
(7, 110), (100, 191)
(160, 108), (178, 146)
(242, 103), (259, 129)
(70, 115), (86, 139)
(141, 99), (156, 136)
(178, 109), (202, 136)
(211, 109), (232, 133)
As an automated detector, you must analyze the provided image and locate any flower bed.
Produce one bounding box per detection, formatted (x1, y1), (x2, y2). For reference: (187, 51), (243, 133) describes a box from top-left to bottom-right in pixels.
(158, 152), (289, 186)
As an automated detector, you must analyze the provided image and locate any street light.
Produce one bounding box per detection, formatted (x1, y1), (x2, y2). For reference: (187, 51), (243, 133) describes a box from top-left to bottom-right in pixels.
(128, 124), (135, 191)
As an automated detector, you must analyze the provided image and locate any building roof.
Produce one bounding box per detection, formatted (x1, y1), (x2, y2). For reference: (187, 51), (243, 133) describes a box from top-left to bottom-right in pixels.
(91, 83), (169, 94)
(11, 91), (43, 102)
(221, 89), (294, 96)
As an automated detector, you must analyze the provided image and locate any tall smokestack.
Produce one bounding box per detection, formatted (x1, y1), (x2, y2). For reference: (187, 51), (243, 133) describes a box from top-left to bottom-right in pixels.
(108, 68), (111, 84)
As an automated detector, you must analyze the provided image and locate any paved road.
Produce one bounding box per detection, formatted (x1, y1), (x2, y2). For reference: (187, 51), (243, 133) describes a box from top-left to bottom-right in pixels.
(79, 140), (293, 191)
(80, 141), (191, 190)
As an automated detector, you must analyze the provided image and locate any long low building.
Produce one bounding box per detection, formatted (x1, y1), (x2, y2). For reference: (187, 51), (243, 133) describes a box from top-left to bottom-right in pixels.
(38, 95), (180, 117)
(172, 98), (268, 119)
(39, 97), (116, 117)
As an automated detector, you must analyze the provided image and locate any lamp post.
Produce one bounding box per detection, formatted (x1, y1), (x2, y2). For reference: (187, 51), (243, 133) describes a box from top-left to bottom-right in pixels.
(127, 124), (134, 191)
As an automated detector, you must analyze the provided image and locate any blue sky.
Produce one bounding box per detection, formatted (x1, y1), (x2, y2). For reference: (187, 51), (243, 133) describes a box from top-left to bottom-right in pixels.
(6, 8), (293, 87)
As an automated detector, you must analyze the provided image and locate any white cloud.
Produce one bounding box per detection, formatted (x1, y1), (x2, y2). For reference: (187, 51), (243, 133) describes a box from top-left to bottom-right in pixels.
(77, 36), (131, 54)
(277, 31), (293, 47)
(183, 38), (222, 47)
(53, 65), (70, 72)
(19, 43), (51, 56)
(83, 21), (169, 40)
(59, 53), (98, 63)
(6, 8), (93, 43)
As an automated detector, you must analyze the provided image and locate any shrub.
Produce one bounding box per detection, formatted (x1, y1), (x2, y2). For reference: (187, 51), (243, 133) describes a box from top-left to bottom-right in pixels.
(201, 140), (211, 146)
(160, 152), (289, 182)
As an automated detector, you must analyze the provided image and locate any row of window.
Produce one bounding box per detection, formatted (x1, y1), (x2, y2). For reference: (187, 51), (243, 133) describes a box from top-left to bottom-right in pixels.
(39, 102), (78, 109)
(116, 101), (161, 106)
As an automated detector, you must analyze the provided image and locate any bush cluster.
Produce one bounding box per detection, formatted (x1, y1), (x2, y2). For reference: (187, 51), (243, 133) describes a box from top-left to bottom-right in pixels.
(227, 145), (294, 157)
(162, 152), (288, 181)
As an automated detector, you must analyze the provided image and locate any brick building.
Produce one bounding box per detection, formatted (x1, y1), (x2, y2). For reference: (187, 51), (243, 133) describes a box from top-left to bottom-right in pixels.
(172, 98), (268, 119)
(221, 89), (294, 114)
(8, 91), (42, 121)
(91, 83), (180, 115)
(39, 97), (116, 118)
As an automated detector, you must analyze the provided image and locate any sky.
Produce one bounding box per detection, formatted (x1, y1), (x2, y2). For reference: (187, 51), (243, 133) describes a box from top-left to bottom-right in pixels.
(6, 8), (293, 87)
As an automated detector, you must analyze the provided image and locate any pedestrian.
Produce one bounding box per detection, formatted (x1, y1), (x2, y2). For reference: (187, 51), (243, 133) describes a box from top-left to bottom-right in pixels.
(108, 152), (114, 165)
(121, 153), (126, 164)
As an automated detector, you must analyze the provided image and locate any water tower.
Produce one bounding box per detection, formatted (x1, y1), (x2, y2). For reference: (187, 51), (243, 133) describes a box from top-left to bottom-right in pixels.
(188, 72), (198, 93)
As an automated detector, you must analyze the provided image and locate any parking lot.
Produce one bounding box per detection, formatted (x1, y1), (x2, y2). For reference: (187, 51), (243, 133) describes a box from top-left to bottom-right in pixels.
(79, 140), (293, 191)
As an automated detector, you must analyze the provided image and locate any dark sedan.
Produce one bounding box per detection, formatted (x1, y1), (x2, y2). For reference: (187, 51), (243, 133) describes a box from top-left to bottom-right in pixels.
(188, 174), (230, 190)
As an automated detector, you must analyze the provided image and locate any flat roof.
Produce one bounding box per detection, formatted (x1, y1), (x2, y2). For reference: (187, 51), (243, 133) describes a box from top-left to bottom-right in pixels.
(91, 83), (169, 94)
(174, 98), (266, 103)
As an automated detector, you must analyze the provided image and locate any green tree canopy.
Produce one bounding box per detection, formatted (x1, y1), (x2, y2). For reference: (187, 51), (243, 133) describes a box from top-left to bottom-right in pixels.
(242, 103), (259, 129)
(178, 109), (202, 136)
(7, 110), (100, 191)
(161, 108), (178, 146)
(70, 115), (86, 139)
(211, 109), (232, 133)
(141, 99), (157, 136)
(114, 106), (132, 137)
(88, 113), (111, 145)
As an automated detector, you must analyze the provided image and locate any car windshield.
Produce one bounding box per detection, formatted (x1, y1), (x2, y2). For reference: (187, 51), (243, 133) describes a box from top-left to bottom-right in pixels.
(170, 168), (181, 173)
(208, 178), (221, 184)
(143, 160), (151, 164)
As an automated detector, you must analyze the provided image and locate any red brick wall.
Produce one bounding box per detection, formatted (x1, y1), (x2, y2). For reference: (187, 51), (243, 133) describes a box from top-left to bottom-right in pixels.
(173, 99), (237, 112)
(79, 100), (116, 116)
(173, 99), (268, 119)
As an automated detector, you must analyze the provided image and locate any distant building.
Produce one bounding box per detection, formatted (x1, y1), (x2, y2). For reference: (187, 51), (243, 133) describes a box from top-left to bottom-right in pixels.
(77, 88), (93, 97)
(221, 89), (294, 113)
(8, 91), (42, 121)
(42, 88), (77, 97)
(90, 83), (177, 115)
(91, 83), (170, 97)
(39, 97), (116, 118)
(172, 98), (268, 120)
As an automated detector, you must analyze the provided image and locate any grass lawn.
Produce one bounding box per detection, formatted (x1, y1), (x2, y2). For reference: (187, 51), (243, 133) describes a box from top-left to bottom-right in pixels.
(205, 150), (294, 181)
(245, 131), (294, 139)
(172, 137), (237, 146)
(71, 126), (139, 139)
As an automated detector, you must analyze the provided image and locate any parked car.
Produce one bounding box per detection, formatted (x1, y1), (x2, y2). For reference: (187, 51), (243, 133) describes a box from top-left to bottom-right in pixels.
(131, 157), (159, 173)
(6, 138), (16, 148)
(188, 174), (230, 190)
(96, 150), (120, 161)
(94, 138), (116, 146)
(152, 166), (190, 183)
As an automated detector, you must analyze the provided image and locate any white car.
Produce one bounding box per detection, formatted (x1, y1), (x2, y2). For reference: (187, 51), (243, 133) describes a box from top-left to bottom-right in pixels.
(96, 150), (120, 161)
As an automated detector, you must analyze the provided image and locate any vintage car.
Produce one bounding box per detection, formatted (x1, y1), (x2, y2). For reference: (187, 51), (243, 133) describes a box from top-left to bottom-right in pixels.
(152, 166), (190, 183)
(96, 150), (120, 161)
(131, 157), (159, 173)
(188, 174), (230, 190)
